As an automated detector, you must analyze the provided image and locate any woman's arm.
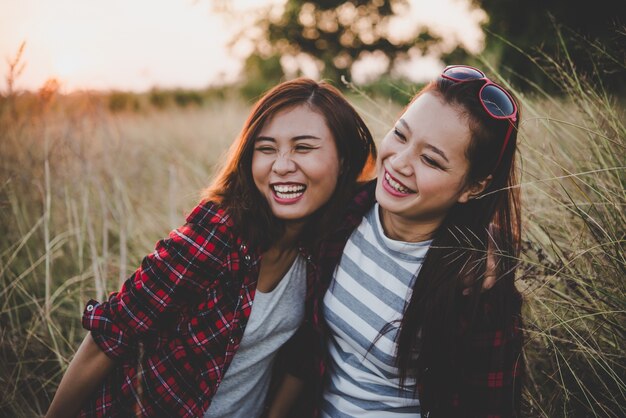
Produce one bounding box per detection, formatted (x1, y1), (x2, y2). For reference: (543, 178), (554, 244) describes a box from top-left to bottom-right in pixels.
(266, 373), (305, 418)
(46, 203), (233, 417)
(82, 204), (229, 361)
(45, 332), (115, 418)
(463, 295), (524, 417)
(266, 322), (319, 418)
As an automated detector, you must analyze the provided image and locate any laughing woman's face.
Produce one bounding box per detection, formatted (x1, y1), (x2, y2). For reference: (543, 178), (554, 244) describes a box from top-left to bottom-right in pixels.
(252, 104), (340, 224)
(375, 92), (482, 240)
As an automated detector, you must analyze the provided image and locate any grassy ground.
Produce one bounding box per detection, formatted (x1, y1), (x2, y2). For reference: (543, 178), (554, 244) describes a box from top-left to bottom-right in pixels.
(0, 72), (624, 417)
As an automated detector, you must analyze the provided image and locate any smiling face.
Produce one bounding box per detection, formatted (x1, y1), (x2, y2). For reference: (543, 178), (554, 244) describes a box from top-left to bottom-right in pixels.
(376, 92), (488, 241)
(252, 104), (341, 223)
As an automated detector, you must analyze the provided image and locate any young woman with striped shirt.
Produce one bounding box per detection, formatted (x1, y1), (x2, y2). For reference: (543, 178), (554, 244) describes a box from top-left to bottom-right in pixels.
(277, 66), (524, 418)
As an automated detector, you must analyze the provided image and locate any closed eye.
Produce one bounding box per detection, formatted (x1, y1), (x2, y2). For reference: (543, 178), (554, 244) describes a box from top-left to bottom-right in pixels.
(295, 144), (317, 152)
(393, 128), (407, 141)
(254, 145), (275, 153)
(422, 155), (446, 170)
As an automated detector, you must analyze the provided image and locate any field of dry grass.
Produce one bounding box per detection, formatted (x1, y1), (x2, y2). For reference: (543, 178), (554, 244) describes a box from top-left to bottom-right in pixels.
(0, 73), (624, 416)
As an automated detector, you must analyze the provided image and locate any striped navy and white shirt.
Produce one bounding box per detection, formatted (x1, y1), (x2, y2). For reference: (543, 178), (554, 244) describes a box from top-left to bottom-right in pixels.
(322, 204), (431, 418)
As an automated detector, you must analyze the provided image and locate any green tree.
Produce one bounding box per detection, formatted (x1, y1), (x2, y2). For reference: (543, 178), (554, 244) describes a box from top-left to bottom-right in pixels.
(240, 52), (285, 99)
(453, 0), (625, 92)
(250, 0), (441, 84)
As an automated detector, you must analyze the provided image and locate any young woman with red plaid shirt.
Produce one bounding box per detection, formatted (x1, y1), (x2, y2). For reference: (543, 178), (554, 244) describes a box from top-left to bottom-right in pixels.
(45, 78), (377, 418)
(275, 67), (524, 417)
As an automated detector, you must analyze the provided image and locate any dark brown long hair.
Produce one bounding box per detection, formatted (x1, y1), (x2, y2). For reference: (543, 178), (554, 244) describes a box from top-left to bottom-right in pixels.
(394, 78), (522, 410)
(202, 78), (376, 250)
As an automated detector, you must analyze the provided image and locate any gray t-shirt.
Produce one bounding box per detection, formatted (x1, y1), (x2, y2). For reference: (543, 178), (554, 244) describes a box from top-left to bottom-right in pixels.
(204, 255), (306, 418)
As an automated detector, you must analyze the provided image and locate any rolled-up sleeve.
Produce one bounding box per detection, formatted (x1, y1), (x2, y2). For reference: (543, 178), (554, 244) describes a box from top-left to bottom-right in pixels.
(82, 297), (134, 360)
(82, 203), (231, 361)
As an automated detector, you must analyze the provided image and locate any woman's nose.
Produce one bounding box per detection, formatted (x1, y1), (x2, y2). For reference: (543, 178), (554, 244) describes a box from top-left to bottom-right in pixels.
(272, 152), (297, 175)
(390, 148), (413, 176)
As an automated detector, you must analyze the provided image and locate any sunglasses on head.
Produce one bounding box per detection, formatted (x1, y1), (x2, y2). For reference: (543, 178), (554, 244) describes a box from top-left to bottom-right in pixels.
(440, 65), (518, 169)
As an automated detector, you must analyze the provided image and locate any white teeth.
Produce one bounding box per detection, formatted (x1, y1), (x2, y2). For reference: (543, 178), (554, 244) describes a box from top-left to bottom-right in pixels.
(272, 184), (306, 199)
(275, 191), (304, 199)
(273, 184), (305, 193)
(385, 172), (412, 193)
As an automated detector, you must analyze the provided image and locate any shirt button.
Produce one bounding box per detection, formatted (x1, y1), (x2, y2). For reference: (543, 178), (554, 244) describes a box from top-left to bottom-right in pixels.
(229, 337), (235, 344)
(240, 244), (247, 251)
(244, 254), (251, 263)
(86, 304), (94, 312)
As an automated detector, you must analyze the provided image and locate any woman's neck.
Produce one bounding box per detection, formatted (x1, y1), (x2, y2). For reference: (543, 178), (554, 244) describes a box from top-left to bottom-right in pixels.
(379, 206), (440, 243)
(272, 220), (305, 252)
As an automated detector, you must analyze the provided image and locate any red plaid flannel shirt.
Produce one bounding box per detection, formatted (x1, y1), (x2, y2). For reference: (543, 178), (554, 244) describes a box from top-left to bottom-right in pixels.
(291, 180), (524, 417)
(80, 200), (315, 417)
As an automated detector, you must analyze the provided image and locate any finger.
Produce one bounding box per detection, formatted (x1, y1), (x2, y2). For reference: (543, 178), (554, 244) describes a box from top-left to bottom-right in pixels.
(483, 238), (497, 291)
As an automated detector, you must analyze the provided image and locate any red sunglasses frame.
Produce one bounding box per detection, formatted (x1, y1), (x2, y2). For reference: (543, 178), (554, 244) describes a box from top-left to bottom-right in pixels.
(441, 65), (518, 169)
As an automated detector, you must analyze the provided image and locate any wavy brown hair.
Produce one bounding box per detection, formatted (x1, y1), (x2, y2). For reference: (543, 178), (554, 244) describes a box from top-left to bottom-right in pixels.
(202, 78), (376, 250)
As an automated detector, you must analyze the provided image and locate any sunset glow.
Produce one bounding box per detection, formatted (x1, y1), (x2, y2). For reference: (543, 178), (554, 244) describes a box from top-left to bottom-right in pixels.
(0, 0), (485, 92)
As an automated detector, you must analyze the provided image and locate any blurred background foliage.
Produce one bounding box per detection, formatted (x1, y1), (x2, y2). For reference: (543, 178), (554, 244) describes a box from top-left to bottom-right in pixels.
(457, 0), (625, 92)
(222, 0), (625, 95)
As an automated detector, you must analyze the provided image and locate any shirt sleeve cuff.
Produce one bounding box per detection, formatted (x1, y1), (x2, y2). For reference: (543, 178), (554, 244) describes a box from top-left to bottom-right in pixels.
(82, 299), (132, 361)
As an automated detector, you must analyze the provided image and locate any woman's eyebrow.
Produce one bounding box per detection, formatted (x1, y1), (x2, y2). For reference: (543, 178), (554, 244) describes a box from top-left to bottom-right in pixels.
(425, 144), (449, 163)
(255, 135), (322, 142)
(292, 135), (322, 141)
(397, 118), (412, 133)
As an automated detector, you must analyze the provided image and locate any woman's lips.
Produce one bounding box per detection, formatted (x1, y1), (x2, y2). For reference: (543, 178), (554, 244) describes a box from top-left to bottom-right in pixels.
(271, 183), (306, 203)
(382, 170), (416, 197)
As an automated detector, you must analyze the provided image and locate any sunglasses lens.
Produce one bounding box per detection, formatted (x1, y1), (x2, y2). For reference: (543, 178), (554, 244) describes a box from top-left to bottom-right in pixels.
(443, 66), (484, 80)
(480, 85), (515, 117)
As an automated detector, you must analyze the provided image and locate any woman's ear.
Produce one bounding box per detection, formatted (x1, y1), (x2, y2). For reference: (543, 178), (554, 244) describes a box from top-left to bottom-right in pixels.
(457, 175), (493, 203)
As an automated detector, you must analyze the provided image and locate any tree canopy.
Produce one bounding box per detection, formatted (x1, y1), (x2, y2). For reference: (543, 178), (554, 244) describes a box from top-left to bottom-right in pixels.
(244, 0), (442, 83)
(459, 0), (625, 92)
(221, 0), (624, 92)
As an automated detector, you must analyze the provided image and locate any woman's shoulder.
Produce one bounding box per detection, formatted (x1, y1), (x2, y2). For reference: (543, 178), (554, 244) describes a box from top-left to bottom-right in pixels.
(179, 200), (244, 250)
(186, 199), (233, 227)
(466, 287), (523, 338)
(346, 179), (377, 215)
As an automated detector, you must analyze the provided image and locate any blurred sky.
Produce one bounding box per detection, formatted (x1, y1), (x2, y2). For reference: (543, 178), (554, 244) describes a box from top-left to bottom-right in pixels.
(0, 0), (486, 92)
